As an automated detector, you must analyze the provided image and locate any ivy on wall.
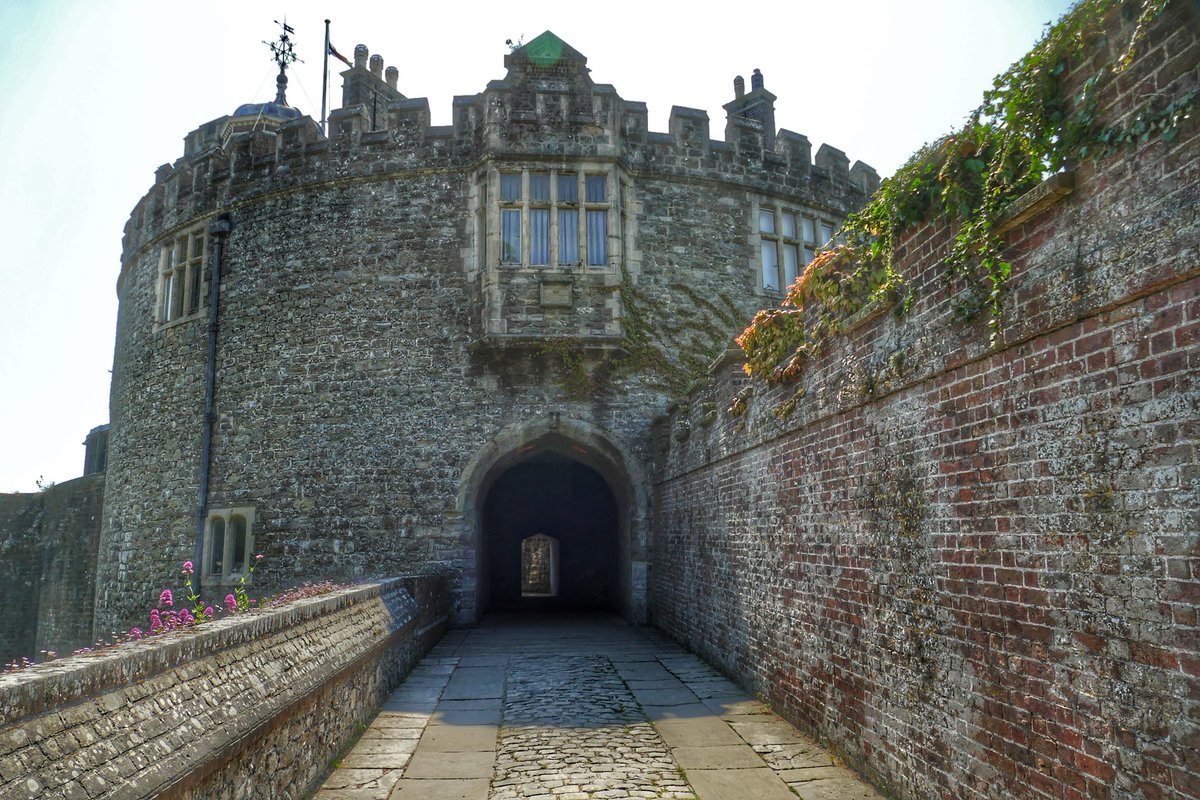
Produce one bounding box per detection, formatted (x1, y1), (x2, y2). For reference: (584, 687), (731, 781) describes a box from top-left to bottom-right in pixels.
(543, 266), (746, 401)
(737, 0), (1194, 386)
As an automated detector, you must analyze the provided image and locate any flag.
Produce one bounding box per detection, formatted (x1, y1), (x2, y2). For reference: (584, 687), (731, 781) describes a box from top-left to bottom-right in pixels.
(329, 42), (352, 67)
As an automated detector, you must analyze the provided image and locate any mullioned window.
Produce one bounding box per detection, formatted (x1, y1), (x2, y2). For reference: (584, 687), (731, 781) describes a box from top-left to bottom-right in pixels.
(203, 507), (255, 584)
(756, 204), (838, 292)
(157, 228), (207, 324)
(489, 167), (613, 269)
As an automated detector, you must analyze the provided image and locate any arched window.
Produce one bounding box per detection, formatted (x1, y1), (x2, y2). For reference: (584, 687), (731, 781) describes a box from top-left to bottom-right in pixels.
(204, 507), (255, 583)
(207, 517), (226, 576)
(230, 515), (248, 574)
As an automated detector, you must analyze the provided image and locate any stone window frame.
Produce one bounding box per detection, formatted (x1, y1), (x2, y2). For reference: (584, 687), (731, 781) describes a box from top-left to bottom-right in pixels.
(202, 507), (255, 586)
(487, 163), (617, 270)
(156, 227), (207, 326)
(754, 202), (837, 293)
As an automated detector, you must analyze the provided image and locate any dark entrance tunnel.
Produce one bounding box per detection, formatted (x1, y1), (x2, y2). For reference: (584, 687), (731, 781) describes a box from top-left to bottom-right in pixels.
(482, 455), (618, 613)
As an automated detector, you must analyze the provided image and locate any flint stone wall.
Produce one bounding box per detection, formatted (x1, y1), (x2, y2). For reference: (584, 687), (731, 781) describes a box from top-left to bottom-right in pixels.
(95, 36), (874, 633)
(0, 476), (105, 665)
(0, 575), (448, 800)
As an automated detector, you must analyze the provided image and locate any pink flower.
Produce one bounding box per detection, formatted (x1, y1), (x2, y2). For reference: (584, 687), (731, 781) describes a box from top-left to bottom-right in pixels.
(181, 561), (193, 574)
(159, 589), (173, 607)
(225, 594), (237, 612)
(204, 606), (214, 619)
(179, 609), (195, 625)
(130, 627), (143, 640)
(255, 554), (264, 561)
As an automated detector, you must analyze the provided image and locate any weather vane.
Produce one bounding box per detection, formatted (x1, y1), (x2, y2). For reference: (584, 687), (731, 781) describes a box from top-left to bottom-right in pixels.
(264, 19), (303, 106)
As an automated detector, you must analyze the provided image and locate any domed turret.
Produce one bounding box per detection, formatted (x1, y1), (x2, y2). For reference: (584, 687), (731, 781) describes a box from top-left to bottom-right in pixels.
(222, 20), (304, 142)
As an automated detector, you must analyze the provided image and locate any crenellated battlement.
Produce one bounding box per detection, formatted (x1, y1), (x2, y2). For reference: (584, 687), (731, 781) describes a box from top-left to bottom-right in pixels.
(123, 31), (877, 264)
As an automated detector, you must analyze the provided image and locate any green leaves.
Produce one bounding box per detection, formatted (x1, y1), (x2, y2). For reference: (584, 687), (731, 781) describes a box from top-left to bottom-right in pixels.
(738, 0), (1186, 390)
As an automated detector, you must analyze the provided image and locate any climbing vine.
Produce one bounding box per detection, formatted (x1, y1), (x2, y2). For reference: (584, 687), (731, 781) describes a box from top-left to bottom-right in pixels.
(538, 338), (597, 400)
(738, 0), (1194, 384)
(611, 266), (746, 396)
(539, 266), (746, 400)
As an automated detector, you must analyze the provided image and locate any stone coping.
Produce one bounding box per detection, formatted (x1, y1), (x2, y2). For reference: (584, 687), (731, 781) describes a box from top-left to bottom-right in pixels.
(0, 577), (413, 726)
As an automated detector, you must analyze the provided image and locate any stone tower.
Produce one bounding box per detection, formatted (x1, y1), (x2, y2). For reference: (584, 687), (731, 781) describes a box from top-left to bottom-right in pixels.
(93, 31), (878, 631)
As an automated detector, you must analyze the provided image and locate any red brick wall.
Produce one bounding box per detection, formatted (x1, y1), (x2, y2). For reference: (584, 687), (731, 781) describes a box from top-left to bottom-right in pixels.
(651, 4), (1198, 799)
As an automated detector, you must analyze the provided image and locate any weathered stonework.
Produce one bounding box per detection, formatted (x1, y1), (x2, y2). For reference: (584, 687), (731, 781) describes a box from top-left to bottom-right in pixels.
(652, 4), (1199, 799)
(93, 32), (875, 633)
(0, 576), (448, 800)
(0, 476), (105, 664)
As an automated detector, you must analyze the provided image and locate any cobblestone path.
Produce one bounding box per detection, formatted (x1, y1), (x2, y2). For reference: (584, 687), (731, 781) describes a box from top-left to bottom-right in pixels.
(493, 655), (693, 799)
(314, 615), (882, 800)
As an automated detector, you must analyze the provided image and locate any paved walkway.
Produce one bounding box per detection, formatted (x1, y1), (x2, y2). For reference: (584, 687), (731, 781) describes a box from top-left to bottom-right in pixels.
(314, 615), (882, 800)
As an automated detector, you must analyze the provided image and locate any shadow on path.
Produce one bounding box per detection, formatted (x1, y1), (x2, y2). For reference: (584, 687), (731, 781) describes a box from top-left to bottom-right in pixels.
(314, 613), (881, 800)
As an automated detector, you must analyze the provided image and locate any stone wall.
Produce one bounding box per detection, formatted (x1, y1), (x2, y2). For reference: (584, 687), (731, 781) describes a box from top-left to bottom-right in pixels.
(0, 494), (43, 665)
(94, 34), (875, 633)
(0, 576), (449, 800)
(652, 4), (1198, 799)
(0, 476), (105, 665)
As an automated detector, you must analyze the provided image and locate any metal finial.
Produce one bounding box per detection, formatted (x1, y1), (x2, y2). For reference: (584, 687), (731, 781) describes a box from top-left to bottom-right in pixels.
(264, 19), (303, 105)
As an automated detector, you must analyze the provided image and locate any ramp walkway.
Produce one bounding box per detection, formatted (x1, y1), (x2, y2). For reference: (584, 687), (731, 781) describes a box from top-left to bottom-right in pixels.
(314, 614), (882, 800)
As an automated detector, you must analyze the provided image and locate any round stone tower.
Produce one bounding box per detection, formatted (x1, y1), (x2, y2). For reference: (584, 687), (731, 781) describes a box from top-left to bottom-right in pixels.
(94, 32), (879, 631)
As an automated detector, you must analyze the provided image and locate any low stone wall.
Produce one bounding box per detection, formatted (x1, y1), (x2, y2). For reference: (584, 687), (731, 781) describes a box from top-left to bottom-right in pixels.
(0, 575), (449, 800)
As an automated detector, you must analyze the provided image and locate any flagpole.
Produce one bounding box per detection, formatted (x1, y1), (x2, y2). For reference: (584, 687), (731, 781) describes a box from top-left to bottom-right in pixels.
(320, 19), (330, 137)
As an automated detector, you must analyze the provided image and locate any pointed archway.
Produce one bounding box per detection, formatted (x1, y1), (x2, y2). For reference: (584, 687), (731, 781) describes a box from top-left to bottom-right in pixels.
(483, 455), (617, 612)
(456, 416), (649, 624)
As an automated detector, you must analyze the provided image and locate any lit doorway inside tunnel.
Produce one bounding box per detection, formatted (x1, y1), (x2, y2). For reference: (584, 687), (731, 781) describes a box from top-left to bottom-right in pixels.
(482, 454), (619, 613)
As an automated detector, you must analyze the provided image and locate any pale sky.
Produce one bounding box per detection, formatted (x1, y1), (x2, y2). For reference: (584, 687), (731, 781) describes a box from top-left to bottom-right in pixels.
(0, 0), (1072, 492)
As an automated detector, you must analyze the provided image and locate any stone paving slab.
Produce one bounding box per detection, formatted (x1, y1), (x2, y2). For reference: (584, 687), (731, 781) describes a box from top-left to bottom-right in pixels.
(388, 778), (491, 799)
(788, 776), (886, 800)
(441, 667), (506, 700)
(360, 726), (423, 740)
(316, 767), (401, 792)
(336, 750), (413, 770)
(626, 678), (687, 690)
(431, 706), (503, 725)
(419, 724), (499, 752)
(611, 661), (675, 680)
(630, 686), (702, 706)
(729, 719), (812, 745)
(686, 767), (798, 800)
(641, 703), (713, 722)
(655, 719), (747, 749)
(370, 712), (431, 728)
(756, 742), (837, 770)
(312, 614), (882, 800)
(404, 749), (496, 779)
(670, 745), (765, 769)
(703, 696), (771, 718)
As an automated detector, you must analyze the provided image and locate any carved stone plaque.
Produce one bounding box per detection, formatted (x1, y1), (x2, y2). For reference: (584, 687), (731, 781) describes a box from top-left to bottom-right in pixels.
(540, 279), (573, 308)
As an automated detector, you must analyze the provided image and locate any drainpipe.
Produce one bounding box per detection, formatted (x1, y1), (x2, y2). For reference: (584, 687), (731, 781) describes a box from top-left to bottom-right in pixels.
(193, 213), (233, 596)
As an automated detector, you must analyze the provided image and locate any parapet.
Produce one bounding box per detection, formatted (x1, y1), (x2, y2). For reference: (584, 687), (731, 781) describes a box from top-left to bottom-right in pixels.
(123, 33), (879, 262)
